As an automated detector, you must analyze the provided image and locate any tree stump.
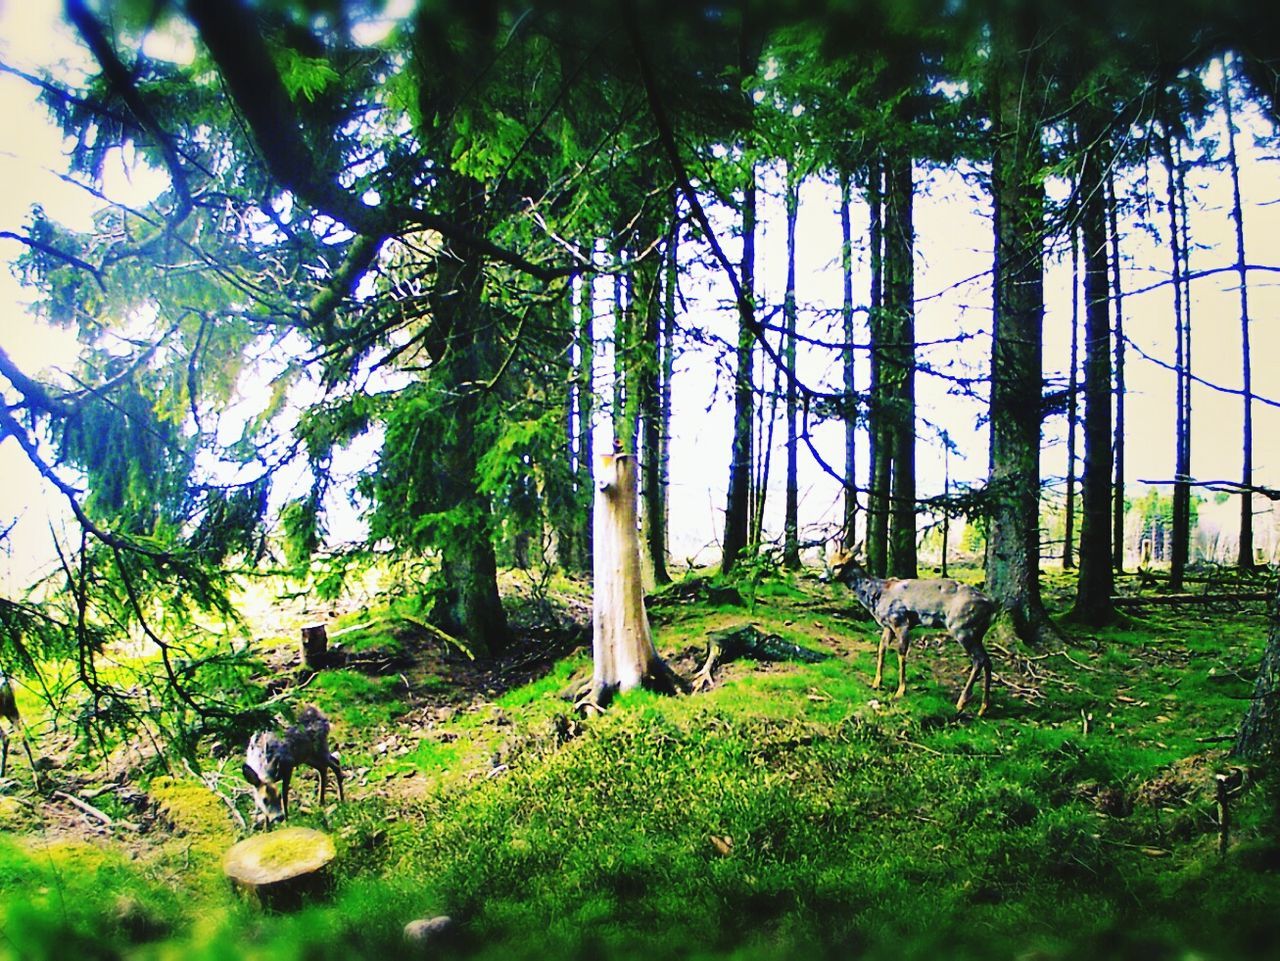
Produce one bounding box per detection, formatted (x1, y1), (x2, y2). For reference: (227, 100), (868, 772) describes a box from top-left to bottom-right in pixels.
(301, 624), (330, 670)
(578, 452), (683, 713)
(223, 826), (337, 910)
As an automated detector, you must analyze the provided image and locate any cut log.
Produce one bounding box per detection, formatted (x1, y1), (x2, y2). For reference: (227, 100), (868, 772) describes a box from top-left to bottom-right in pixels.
(301, 625), (330, 669)
(223, 826), (336, 910)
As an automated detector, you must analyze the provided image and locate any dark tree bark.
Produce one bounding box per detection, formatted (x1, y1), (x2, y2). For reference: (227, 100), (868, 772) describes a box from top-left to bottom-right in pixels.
(640, 218), (671, 586)
(1070, 124), (1116, 626)
(1222, 56), (1255, 569)
(1108, 171), (1127, 573)
(722, 162), (757, 574)
(884, 153), (917, 580)
(657, 200), (678, 575)
(783, 172), (801, 570)
(427, 251), (511, 655)
(865, 160), (889, 577)
(1063, 213), (1080, 571)
(575, 268), (596, 574)
(553, 288), (580, 572)
(1233, 586), (1280, 762)
(614, 258), (640, 457)
(985, 12), (1053, 643)
(1157, 117), (1193, 592)
(839, 169), (859, 550)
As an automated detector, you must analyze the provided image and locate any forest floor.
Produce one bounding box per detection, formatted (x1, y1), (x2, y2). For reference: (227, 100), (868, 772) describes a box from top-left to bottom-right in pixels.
(1, 563), (1279, 960)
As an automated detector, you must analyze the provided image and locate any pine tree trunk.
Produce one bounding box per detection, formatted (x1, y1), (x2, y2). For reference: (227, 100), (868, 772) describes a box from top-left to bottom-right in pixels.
(1223, 56), (1255, 569)
(1159, 119), (1191, 592)
(658, 202), (677, 574)
(1108, 172), (1127, 573)
(985, 14), (1052, 643)
(581, 453), (681, 712)
(1070, 124), (1116, 626)
(865, 160), (890, 578)
(1063, 213), (1079, 571)
(427, 222), (509, 657)
(722, 163), (757, 574)
(885, 153), (917, 580)
(783, 172), (801, 569)
(839, 169), (859, 550)
(1233, 585), (1280, 762)
(640, 220), (670, 586)
(576, 266), (596, 575)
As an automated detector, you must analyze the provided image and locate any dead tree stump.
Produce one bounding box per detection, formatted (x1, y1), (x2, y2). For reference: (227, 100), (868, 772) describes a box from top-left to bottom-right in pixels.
(301, 625), (330, 670)
(577, 452), (683, 713)
(224, 826), (336, 910)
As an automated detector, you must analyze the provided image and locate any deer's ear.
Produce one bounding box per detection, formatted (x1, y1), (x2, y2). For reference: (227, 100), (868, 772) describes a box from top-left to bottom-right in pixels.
(243, 763), (261, 787)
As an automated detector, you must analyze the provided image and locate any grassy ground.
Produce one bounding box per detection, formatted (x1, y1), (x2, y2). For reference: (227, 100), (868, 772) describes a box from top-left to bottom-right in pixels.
(1, 566), (1279, 960)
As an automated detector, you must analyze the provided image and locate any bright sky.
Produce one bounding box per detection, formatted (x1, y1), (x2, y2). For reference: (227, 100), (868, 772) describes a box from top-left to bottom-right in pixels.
(1, 0), (1277, 591)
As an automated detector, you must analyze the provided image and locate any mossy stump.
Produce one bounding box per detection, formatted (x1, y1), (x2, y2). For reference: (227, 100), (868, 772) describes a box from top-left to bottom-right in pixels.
(223, 827), (336, 911)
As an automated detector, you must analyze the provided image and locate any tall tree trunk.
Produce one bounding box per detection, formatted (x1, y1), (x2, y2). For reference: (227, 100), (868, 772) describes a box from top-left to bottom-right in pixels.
(554, 285), (579, 571)
(640, 220), (671, 586)
(1223, 55), (1255, 569)
(884, 153), (917, 579)
(658, 200), (677, 575)
(751, 330), (783, 550)
(1233, 584), (1280, 761)
(783, 171), (801, 569)
(839, 169), (859, 550)
(576, 266), (595, 574)
(722, 162), (757, 574)
(985, 14), (1052, 643)
(1160, 119), (1191, 592)
(428, 242), (510, 656)
(865, 159), (890, 577)
(1177, 136), (1195, 573)
(1070, 125), (1116, 626)
(1108, 171), (1127, 573)
(1063, 211), (1080, 571)
(615, 254), (642, 457)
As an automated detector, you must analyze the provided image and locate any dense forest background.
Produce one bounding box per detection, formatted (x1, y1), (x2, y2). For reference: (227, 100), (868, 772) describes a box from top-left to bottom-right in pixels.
(2, 1), (1280, 957)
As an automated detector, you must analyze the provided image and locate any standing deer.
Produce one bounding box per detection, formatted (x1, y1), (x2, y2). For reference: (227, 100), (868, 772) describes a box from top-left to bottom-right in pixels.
(242, 705), (344, 824)
(0, 670), (38, 780)
(825, 547), (997, 716)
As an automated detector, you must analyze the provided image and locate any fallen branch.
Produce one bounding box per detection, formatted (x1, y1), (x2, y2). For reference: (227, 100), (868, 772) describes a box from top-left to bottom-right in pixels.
(1111, 592), (1271, 608)
(54, 789), (138, 831)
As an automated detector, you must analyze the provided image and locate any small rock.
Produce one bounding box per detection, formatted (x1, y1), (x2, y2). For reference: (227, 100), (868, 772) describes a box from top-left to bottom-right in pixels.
(404, 915), (455, 947)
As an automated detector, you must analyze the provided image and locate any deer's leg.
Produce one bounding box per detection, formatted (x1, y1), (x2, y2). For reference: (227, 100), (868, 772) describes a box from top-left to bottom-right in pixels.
(872, 626), (891, 690)
(282, 770), (293, 820)
(319, 764), (328, 806)
(894, 629), (911, 698)
(330, 756), (345, 803)
(955, 638), (992, 716)
(978, 648), (992, 717)
(1, 731), (8, 779)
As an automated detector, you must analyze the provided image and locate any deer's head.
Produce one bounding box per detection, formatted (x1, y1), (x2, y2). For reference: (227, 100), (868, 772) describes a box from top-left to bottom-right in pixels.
(822, 543), (867, 584)
(243, 731), (288, 824)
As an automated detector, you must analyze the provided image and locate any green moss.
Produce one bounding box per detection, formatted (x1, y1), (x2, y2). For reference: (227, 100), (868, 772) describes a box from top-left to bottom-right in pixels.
(151, 775), (237, 839)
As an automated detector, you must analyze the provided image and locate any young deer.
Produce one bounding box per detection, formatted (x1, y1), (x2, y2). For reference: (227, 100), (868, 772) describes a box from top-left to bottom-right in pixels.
(242, 705), (344, 824)
(826, 547), (997, 716)
(0, 671), (38, 780)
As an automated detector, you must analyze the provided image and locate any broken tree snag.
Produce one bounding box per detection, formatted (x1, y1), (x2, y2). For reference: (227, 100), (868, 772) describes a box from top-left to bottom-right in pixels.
(223, 826), (336, 911)
(301, 624), (329, 669)
(578, 452), (684, 713)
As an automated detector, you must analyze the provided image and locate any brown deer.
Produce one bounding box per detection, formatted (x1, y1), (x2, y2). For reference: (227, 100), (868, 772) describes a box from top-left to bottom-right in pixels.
(0, 671), (38, 780)
(242, 705), (344, 824)
(825, 547), (996, 716)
